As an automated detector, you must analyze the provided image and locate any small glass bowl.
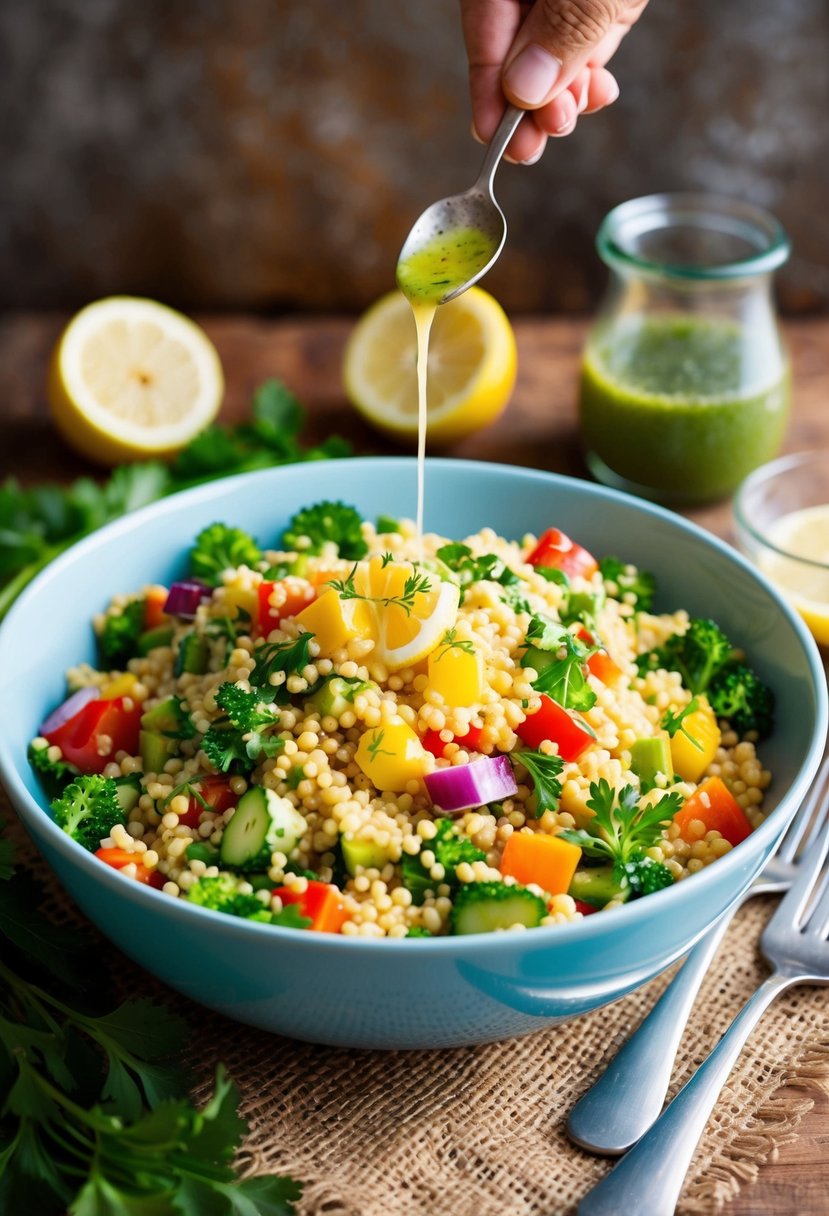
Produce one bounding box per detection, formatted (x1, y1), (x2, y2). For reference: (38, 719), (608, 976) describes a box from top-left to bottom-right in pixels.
(734, 450), (829, 645)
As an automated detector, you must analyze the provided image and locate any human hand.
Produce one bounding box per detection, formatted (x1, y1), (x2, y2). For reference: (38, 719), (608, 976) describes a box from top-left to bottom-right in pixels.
(459, 0), (649, 163)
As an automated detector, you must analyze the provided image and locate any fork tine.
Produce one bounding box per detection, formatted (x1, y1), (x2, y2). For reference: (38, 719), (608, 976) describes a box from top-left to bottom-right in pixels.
(776, 755), (829, 864)
(802, 863), (829, 939)
(768, 812), (829, 935)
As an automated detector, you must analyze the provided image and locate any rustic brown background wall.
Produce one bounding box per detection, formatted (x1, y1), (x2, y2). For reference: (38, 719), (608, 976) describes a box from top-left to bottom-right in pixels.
(1, 0), (827, 314)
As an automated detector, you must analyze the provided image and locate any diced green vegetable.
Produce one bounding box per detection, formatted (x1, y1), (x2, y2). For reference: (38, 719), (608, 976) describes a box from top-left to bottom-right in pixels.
(175, 631), (209, 676)
(629, 736), (674, 791)
(137, 625), (175, 655)
(451, 880), (546, 934)
(341, 836), (392, 876)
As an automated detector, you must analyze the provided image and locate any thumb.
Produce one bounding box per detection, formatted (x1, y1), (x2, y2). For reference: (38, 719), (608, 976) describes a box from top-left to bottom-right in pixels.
(502, 0), (627, 108)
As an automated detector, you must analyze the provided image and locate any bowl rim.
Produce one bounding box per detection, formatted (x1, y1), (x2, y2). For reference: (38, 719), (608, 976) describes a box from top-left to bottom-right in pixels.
(2, 455), (826, 955)
(734, 449), (829, 570)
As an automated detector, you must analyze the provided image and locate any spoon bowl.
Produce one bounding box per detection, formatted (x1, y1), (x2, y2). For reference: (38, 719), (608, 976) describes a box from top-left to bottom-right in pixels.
(396, 104), (524, 304)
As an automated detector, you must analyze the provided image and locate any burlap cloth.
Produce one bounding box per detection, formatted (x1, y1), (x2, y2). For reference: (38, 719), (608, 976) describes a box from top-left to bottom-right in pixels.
(6, 790), (828, 1216)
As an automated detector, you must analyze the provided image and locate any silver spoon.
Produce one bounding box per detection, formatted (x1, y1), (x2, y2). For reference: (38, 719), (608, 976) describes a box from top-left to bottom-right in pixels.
(396, 104), (524, 304)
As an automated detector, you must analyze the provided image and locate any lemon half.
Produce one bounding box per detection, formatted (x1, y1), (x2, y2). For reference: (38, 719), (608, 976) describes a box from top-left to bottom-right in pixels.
(353, 556), (460, 670)
(343, 287), (517, 444)
(760, 505), (829, 644)
(48, 296), (224, 465)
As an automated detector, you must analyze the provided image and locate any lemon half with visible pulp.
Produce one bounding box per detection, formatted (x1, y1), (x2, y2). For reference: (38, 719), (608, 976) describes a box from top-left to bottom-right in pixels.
(48, 296), (224, 465)
(760, 504), (829, 644)
(343, 287), (517, 444)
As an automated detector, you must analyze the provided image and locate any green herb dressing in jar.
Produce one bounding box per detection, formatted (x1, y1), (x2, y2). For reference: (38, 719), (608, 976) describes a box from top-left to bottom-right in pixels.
(580, 194), (791, 504)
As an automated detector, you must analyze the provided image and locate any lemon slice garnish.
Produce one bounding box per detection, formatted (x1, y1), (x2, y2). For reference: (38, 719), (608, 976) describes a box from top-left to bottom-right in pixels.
(343, 287), (517, 444)
(48, 296), (224, 464)
(352, 556), (460, 670)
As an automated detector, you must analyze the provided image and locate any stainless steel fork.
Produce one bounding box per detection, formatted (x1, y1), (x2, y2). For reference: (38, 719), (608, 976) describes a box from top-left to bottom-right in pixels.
(567, 757), (829, 1155)
(577, 785), (829, 1216)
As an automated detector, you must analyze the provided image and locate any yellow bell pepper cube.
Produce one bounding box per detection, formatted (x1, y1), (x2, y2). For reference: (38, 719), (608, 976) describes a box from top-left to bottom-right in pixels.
(100, 672), (138, 700)
(221, 584), (258, 621)
(355, 720), (429, 792)
(295, 588), (373, 657)
(670, 698), (721, 783)
(427, 640), (484, 707)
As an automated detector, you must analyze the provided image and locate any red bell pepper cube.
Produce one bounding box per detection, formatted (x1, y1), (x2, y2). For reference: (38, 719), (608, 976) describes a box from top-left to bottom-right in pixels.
(258, 579), (316, 634)
(573, 899), (598, 916)
(274, 880), (348, 933)
(526, 527), (598, 580)
(43, 697), (142, 773)
(178, 774), (238, 827)
(515, 694), (594, 761)
(420, 724), (485, 759)
(673, 776), (753, 847)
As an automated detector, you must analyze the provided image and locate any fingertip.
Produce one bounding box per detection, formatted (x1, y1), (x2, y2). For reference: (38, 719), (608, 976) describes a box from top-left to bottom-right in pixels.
(583, 68), (620, 115)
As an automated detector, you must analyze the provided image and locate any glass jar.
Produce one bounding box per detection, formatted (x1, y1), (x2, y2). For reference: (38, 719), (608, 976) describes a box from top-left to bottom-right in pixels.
(579, 193), (791, 504)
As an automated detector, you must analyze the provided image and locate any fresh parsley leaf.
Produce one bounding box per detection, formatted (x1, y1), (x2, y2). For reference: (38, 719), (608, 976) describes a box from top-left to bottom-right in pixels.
(436, 544), (519, 588)
(559, 778), (682, 865)
(661, 698), (704, 751)
(514, 750), (564, 817)
(522, 617), (597, 712)
(249, 632), (316, 694)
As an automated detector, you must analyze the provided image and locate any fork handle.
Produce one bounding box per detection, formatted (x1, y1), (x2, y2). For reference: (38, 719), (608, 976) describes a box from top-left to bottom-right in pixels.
(577, 972), (796, 1216)
(567, 902), (744, 1154)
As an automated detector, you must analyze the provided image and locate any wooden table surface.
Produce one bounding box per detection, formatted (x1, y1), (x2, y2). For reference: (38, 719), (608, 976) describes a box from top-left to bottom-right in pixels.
(3, 311), (829, 1215)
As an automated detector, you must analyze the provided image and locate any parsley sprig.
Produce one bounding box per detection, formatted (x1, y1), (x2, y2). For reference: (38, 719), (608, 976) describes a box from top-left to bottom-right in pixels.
(0, 378), (350, 624)
(522, 615), (597, 712)
(559, 779), (682, 864)
(0, 825), (302, 1214)
(513, 749), (565, 817)
(250, 632), (316, 693)
(661, 697), (704, 752)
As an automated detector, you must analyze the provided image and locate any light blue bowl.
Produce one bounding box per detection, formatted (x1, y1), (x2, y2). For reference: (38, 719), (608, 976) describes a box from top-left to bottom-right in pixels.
(0, 458), (825, 1048)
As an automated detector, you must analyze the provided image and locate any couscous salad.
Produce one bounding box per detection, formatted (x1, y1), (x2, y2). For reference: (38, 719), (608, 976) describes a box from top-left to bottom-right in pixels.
(29, 501), (774, 938)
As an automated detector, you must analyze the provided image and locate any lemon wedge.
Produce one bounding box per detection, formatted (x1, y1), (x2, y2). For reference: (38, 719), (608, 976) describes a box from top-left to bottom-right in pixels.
(352, 556), (460, 670)
(343, 287), (517, 443)
(759, 504), (829, 644)
(48, 297), (224, 465)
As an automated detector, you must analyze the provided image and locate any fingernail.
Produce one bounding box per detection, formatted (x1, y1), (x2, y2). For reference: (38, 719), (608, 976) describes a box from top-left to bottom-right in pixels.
(470, 122), (485, 145)
(606, 77), (620, 103)
(555, 93), (578, 133)
(504, 44), (562, 106)
(578, 83), (589, 113)
(522, 148), (544, 165)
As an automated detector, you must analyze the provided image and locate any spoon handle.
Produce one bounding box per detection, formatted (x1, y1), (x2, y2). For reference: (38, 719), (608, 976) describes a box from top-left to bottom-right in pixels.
(474, 104), (525, 192)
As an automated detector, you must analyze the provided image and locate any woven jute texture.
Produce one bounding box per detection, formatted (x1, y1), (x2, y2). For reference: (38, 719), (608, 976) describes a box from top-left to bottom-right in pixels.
(6, 796), (829, 1216)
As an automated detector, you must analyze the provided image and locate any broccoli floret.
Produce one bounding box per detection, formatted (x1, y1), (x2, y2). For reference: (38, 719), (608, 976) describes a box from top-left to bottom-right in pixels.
(201, 683), (284, 773)
(636, 617), (732, 694)
(28, 739), (78, 793)
(186, 874), (311, 927)
(189, 523), (263, 586)
(451, 880), (547, 934)
(282, 501), (367, 561)
(615, 852), (675, 897)
(50, 775), (126, 852)
(98, 598), (146, 668)
(402, 819), (487, 904)
(599, 556), (656, 612)
(708, 662), (774, 739)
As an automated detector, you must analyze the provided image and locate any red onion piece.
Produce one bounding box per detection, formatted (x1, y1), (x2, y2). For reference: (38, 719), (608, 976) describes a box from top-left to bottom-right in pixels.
(424, 754), (518, 813)
(40, 686), (98, 736)
(163, 580), (211, 619)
